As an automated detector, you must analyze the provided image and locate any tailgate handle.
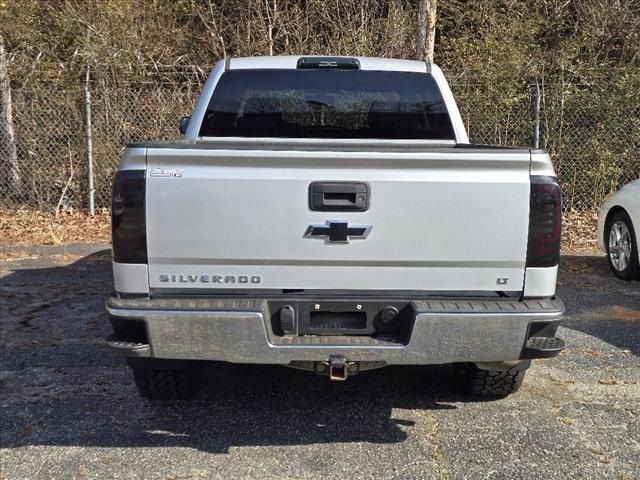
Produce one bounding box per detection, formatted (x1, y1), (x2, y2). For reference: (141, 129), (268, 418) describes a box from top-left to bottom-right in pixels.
(309, 182), (369, 211)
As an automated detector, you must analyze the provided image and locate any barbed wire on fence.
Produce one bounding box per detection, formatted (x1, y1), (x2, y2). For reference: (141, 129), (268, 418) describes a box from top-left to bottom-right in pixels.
(1, 79), (639, 213)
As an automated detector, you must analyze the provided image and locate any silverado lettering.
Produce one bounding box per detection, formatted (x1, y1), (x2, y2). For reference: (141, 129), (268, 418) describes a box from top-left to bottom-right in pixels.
(158, 274), (262, 284)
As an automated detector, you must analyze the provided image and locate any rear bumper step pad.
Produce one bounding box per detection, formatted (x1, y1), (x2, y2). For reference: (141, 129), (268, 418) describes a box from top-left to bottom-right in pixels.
(106, 335), (151, 357)
(522, 336), (565, 358)
(106, 296), (564, 364)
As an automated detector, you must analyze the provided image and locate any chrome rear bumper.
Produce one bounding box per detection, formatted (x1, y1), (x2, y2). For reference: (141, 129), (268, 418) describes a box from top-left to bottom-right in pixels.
(106, 296), (564, 365)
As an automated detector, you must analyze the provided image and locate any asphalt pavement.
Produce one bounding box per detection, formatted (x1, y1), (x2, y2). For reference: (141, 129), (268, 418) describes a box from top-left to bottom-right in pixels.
(0, 246), (638, 480)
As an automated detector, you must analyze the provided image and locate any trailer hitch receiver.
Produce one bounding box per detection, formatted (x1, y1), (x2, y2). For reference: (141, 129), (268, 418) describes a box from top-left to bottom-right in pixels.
(315, 356), (359, 381)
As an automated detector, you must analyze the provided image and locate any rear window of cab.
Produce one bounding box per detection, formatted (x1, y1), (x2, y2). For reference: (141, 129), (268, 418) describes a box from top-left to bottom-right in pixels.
(199, 69), (455, 140)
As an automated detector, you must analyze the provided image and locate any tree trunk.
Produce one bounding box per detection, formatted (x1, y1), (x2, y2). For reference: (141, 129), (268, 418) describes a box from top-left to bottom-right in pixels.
(266, 0), (276, 56)
(0, 34), (20, 195)
(415, 0), (437, 63)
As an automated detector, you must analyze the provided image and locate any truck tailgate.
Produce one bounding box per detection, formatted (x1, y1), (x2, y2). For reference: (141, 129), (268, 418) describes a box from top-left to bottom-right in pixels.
(146, 144), (531, 293)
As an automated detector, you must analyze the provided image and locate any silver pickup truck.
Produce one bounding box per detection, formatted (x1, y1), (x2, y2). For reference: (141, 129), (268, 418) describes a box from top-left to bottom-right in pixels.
(107, 56), (565, 399)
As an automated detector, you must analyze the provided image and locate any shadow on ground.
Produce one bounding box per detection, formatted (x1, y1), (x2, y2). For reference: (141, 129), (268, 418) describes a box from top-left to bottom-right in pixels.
(0, 250), (469, 454)
(0, 250), (638, 454)
(557, 255), (640, 355)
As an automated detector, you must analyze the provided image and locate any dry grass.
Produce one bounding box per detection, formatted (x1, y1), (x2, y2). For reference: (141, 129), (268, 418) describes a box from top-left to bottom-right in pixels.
(562, 209), (601, 255)
(0, 207), (110, 247)
(1, 207), (600, 254)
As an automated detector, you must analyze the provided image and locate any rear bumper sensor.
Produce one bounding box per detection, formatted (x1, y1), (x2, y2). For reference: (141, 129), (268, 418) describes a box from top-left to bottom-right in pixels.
(105, 296), (564, 365)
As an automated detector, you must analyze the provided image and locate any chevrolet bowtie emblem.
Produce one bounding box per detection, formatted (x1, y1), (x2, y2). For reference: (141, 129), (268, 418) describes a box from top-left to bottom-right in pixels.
(304, 220), (372, 243)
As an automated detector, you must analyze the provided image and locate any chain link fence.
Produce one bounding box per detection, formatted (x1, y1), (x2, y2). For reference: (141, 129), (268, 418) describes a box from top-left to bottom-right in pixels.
(2, 78), (639, 213)
(452, 82), (640, 210)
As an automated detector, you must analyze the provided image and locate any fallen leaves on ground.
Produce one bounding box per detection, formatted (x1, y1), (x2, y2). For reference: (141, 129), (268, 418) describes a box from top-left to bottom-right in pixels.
(0, 207), (110, 247)
(562, 209), (600, 255)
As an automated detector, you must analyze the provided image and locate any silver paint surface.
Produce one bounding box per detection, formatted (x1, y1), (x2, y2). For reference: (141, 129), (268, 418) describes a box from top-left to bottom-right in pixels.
(117, 56), (560, 296)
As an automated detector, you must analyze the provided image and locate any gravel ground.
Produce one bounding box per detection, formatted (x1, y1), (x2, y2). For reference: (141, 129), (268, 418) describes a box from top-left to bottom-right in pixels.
(1, 246), (639, 480)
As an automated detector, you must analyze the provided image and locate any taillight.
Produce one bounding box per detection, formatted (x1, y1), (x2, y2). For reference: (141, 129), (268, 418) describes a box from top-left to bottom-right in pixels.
(526, 176), (562, 268)
(112, 170), (147, 263)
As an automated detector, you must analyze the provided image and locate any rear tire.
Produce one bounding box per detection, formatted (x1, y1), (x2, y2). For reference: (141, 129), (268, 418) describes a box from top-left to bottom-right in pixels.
(130, 360), (203, 400)
(464, 363), (528, 397)
(605, 210), (640, 280)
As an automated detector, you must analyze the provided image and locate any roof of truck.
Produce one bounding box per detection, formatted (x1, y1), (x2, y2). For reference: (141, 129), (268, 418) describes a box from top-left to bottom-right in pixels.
(228, 56), (431, 73)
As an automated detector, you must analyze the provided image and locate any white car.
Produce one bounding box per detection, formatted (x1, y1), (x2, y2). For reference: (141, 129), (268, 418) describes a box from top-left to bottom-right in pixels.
(598, 179), (640, 280)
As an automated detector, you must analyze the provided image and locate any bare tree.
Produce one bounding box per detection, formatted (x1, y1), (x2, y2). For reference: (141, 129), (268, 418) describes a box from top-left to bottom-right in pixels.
(0, 34), (20, 195)
(265, 0), (278, 56)
(415, 0), (437, 62)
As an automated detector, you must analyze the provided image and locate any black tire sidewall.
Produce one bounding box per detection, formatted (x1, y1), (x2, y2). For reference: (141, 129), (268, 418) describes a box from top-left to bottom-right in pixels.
(464, 363), (529, 397)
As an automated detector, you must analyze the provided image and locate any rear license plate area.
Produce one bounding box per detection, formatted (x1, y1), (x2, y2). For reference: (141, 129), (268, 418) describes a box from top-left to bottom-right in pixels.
(298, 301), (375, 335)
(269, 300), (414, 339)
(309, 311), (367, 331)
